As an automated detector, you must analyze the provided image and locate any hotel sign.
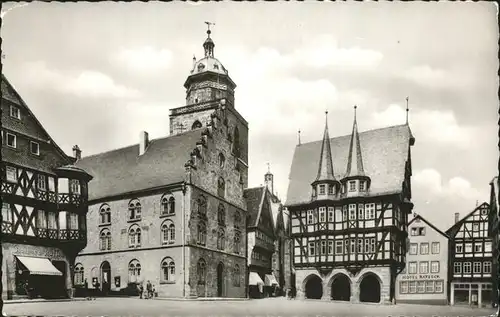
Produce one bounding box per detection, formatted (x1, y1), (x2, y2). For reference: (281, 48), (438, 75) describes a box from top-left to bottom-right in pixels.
(401, 274), (440, 280)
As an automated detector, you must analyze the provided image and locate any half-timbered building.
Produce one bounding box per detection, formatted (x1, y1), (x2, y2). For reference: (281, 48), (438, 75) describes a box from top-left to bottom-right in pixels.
(1, 74), (93, 300)
(74, 27), (249, 299)
(488, 177), (499, 307)
(245, 185), (278, 298)
(285, 109), (415, 304)
(446, 203), (494, 308)
(395, 213), (449, 305)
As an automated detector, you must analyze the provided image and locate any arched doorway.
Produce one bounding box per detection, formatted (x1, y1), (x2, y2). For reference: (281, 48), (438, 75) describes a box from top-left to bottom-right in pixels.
(331, 274), (351, 301)
(100, 261), (111, 296)
(359, 274), (381, 303)
(217, 262), (224, 297)
(304, 275), (323, 299)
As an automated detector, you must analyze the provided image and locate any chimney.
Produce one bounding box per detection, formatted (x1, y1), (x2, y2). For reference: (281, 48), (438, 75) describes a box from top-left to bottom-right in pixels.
(139, 131), (149, 156)
(72, 145), (81, 161)
(454, 212), (460, 224)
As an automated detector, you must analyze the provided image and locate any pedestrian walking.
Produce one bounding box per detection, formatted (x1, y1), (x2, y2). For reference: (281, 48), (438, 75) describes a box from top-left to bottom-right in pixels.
(139, 283), (144, 299)
(146, 280), (152, 299)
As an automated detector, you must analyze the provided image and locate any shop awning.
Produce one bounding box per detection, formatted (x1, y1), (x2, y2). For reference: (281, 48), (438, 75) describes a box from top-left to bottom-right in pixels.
(16, 256), (62, 276)
(265, 274), (279, 287)
(249, 272), (264, 286)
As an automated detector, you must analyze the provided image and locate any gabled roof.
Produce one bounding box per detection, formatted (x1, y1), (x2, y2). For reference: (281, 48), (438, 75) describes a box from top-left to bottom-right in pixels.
(314, 113), (337, 184)
(286, 124), (413, 206)
(445, 202), (490, 236)
(1, 74), (71, 165)
(75, 129), (203, 201)
(408, 213), (449, 239)
(244, 186), (276, 231)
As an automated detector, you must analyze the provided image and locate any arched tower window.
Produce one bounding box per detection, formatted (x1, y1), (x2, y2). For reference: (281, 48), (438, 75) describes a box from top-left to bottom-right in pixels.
(233, 127), (241, 158)
(234, 212), (241, 229)
(161, 257), (176, 282)
(233, 264), (241, 286)
(197, 222), (207, 246)
(99, 204), (111, 224)
(197, 259), (206, 284)
(218, 153), (225, 168)
(128, 199), (141, 220)
(217, 228), (225, 250)
(217, 177), (225, 198)
(197, 195), (207, 216)
(217, 204), (225, 226)
(192, 120), (202, 130)
(234, 232), (241, 254)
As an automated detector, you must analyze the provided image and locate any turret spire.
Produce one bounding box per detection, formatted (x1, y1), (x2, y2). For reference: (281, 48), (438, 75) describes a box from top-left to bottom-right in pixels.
(406, 96), (409, 125)
(203, 21), (215, 57)
(345, 105), (365, 178)
(314, 111), (336, 182)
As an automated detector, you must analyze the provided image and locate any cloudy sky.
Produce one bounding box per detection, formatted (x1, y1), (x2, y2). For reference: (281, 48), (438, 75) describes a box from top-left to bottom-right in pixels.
(2, 2), (498, 231)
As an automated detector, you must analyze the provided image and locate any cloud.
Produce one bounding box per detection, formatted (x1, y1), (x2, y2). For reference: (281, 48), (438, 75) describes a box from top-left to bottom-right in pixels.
(295, 34), (384, 70)
(413, 168), (483, 201)
(370, 104), (475, 148)
(113, 46), (173, 73)
(20, 61), (140, 99)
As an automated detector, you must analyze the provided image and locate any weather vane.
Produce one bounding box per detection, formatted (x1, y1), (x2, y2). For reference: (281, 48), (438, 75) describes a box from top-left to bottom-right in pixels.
(205, 21), (215, 32)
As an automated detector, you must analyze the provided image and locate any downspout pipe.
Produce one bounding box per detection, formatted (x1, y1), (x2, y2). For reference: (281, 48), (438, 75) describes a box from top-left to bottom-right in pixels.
(182, 181), (187, 298)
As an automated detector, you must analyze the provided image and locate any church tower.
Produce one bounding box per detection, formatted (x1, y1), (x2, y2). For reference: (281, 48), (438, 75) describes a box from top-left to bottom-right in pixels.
(169, 23), (249, 171)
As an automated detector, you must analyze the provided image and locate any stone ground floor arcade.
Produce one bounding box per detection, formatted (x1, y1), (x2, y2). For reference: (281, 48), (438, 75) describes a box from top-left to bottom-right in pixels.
(295, 267), (392, 304)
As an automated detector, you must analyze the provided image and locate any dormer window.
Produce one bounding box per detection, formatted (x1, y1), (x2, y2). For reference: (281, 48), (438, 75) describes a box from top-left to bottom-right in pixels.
(214, 64), (219, 70)
(349, 181), (356, 192)
(319, 184), (325, 195)
(328, 184), (334, 195)
(359, 181), (365, 192)
(197, 63), (205, 71)
(10, 106), (20, 119)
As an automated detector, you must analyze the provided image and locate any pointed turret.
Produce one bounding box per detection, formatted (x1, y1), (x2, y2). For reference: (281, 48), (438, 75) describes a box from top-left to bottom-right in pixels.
(311, 111), (340, 200)
(345, 105), (365, 178)
(341, 106), (371, 197)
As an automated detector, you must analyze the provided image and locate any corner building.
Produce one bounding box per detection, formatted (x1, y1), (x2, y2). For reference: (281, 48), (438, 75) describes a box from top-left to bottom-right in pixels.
(1, 75), (92, 300)
(285, 111), (415, 304)
(75, 29), (248, 298)
(395, 214), (449, 305)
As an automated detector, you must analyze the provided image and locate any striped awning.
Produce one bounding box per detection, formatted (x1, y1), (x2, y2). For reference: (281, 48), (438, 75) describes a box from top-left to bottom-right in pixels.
(16, 256), (62, 276)
(265, 274), (279, 287)
(249, 272), (264, 286)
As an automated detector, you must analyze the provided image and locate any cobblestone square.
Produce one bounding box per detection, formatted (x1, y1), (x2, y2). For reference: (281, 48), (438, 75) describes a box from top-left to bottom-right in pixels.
(3, 297), (497, 317)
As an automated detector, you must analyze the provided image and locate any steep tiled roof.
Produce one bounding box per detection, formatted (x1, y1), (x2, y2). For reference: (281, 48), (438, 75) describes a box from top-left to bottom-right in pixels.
(75, 129), (203, 201)
(244, 187), (265, 227)
(445, 202), (490, 236)
(344, 109), (366, 179)
(408, 214), (449, 239)
(286, 124), (413, 206)
(314, 113), (336, 183)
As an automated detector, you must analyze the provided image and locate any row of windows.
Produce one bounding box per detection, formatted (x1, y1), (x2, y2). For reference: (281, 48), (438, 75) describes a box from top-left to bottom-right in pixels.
(455, 242), (492, 253)
(453, 261), (491, 274)
(99, 196), (175, 224)
(400, 280), (444, 294)
(305, 204), (379, 225)
(251, 250), (271, 263)
(407, 261), (440, 274)
(2, 131), (41, 155)
(196, 222), (242, 254)
(314, 180), (368, 196)
(4, 167), (80, 194)
(409, 242), (440, 255)
(2, 204), (80, 229)
(307, 238), (377, 256)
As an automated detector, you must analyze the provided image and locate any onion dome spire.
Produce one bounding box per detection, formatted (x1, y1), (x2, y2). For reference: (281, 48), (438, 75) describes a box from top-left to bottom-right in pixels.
(345, 105), (365, 178)
(314, 111), (336, 183)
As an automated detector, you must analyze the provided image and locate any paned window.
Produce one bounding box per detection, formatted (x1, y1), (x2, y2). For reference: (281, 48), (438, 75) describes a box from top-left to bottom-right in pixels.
(456, 244), (463, 253)
(10, 106), (20, 119)
(400, 281), (408, 294)
(161, 221), (175, 244)
(425, 281), (434, 293)
(328, 240), (334, 254)
(473, 262), (481, 274)
(417, 281), (425, 293)
(6, 166), (17, 183)
(349, 204), (356, 220)
(419, 261), (429, 274)
(37, 210), (47, 228)
(349, 181), (356, 192)
(435, 281), (443, 293)
(161, 195), (175, 215)
(358, 204), (364, 220)
(100, 229), (111, 251)
(364, 203), (375, 219)
(308, 241), (316, 256)
(408, 261), (417, 274)
(335, 240), (343, 254)
(37, 174), (46, 191)
(99, 204), (111, 224)
(409, 243), (417, 255)
(2, 203), (12, 223)
(327, 207), (334, 222)
(307, 210), (314, 224)
(74, 264), (84, 285)
(484, 261), (492, 274)
(30, 141), (40, 155)
(319, 184), (325, 195)
(409, 281), (417, 293)
(420, 243), (429, 255)
(128, 199), (142, 220)
(431, 242), (440, 254)
(431, 261), (440, 273)
(128, 260), (141, 283)
(463, 262), (471, 274)
(128, 226), (141, 248)
(454, 262), (461, 274)
(319, 207), (326, 223)
(161, 258), (175, 282)
(197, 259), (206, 284)
(6, 133), (16, 148)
